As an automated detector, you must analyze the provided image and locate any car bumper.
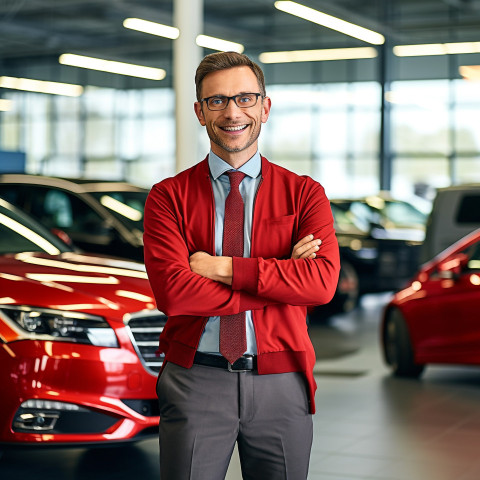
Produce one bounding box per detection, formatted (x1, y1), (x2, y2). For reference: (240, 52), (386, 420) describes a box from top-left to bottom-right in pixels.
(0, 339), (159, 446)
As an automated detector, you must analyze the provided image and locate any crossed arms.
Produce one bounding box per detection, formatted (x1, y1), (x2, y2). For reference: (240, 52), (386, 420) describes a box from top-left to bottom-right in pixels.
(143, 180), (340, 318)
(189, 234), (322, 285)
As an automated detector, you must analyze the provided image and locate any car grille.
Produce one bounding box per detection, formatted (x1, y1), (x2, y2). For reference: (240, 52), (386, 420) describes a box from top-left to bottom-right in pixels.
(125, 310), (167, 375)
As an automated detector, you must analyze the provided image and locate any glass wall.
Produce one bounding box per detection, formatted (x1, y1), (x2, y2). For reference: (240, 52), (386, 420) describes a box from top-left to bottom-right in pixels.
(261, 82), (381, 198)
(0, 87), (176, 187)
(1, 77), (480, 195)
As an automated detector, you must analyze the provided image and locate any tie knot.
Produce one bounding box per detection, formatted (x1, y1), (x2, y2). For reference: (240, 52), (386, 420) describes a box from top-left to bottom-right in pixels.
(227, 171), (246, 190)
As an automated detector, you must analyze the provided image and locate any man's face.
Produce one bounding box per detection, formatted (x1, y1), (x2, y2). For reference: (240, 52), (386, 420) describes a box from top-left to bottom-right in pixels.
(194, 66), (271, 163)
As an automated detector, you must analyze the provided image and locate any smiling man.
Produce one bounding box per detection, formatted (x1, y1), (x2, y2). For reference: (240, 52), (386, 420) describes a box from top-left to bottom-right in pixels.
(144, 52), (340, 480)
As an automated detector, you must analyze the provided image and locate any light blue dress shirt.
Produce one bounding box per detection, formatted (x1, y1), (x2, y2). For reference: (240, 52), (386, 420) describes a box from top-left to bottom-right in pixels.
(197, 150), (262, 355)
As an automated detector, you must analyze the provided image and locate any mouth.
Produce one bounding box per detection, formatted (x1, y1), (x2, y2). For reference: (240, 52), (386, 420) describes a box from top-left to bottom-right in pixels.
(220, 124), (248, 133)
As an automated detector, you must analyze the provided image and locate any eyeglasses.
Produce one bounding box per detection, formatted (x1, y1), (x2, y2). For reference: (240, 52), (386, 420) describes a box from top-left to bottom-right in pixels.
(200, 93), (263, 111)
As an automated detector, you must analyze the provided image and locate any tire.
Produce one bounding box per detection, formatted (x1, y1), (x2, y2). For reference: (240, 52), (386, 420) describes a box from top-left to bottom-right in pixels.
(383, 309), (425, 378)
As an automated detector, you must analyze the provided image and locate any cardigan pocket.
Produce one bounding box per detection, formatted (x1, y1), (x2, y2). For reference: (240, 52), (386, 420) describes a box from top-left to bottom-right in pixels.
(258, 214), (295, 259)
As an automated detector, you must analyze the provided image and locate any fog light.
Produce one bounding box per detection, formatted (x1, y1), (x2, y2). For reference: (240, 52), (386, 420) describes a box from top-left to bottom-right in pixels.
(13, 412), (59, 431)
(12, 399), (87, 433)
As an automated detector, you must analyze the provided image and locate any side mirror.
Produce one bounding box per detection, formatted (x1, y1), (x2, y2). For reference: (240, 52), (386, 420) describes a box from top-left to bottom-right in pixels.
(50, 228), (74, 247)
(437, 253), (469, 279)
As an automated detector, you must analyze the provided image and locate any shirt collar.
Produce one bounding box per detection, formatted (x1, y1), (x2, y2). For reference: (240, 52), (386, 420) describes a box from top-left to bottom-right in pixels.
(208, 150), (261, 181)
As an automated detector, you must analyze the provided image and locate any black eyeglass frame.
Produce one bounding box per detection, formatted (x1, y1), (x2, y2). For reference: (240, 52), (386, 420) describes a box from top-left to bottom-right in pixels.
(200, 93), (264, 111)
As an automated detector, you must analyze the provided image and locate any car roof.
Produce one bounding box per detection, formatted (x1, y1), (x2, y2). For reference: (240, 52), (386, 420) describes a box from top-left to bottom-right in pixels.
(0, 173), (148, 193)
(436, 184), (480, 193)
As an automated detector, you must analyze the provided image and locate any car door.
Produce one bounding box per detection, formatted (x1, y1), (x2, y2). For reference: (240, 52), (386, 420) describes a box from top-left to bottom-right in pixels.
(418, 241), (480, 361)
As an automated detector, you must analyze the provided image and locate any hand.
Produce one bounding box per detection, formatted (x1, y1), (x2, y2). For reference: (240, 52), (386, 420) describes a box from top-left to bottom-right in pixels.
(291, 234), (322, 259)
(189, 251), (233, 285)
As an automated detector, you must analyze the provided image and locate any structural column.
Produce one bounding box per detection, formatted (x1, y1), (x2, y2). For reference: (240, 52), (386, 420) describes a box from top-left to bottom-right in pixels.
(379, 41), (392, 192)
(174, 0), (203, 173)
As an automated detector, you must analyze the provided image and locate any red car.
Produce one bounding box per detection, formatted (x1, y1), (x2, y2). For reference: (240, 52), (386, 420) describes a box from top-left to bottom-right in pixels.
(381, 228), (480, 378)
(0, 198), (164, 450)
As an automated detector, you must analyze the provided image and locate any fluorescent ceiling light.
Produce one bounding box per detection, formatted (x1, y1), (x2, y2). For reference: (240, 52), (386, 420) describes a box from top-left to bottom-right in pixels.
(0, 76), (83, 96)
(274, 1), (385, 45)
(123, 18), (179, 39)
(394, 42), (480, 57)
(123, 17), (243, 53)
(196, 34), (244, 53)
(59, 53), (166, 80)
(0, 99), (13, 111)
(459, 65), (480, 80)
(259, 47), (377, 63)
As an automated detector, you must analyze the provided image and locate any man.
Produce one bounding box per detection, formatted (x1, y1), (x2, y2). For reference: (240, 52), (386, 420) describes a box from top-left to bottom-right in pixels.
(144, 51), (340, 480)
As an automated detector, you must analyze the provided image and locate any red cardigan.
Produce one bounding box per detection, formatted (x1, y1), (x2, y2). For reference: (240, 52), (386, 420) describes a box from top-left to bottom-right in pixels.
(143, 156), (340, 413)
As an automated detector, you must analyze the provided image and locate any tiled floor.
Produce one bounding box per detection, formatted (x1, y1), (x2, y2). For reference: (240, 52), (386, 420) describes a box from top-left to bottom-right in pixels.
(304, 295), (480, 480)
(2, 293), (480, 480)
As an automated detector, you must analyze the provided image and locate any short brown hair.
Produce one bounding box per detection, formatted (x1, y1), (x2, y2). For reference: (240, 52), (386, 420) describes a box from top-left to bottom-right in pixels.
(195, 51), (266, 101)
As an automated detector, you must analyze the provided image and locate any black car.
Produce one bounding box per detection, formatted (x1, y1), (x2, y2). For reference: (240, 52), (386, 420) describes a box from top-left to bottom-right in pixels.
(332, 194), (428, 242)
(309, 197), (427, 322)
(331, 196), (426, 295)
(0, 174), (148, 262)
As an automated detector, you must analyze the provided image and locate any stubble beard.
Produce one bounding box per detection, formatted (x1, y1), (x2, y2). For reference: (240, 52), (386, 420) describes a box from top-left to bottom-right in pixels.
(208, 124), (262, 154)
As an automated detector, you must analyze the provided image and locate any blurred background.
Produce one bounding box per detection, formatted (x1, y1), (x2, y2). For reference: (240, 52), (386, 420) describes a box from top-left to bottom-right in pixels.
(1, 0), (480, 197)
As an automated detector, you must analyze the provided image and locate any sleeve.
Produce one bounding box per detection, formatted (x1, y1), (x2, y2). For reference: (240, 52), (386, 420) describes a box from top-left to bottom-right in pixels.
(231, 180), (340, 306)
(143, 183), (277, 317)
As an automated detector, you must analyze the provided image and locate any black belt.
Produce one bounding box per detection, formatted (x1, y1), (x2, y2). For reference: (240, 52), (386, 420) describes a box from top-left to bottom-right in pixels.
(193, 351), (257, 372)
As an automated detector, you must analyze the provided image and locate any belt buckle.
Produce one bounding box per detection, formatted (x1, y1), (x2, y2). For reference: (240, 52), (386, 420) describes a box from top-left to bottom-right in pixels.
(227, 355), (252, 372)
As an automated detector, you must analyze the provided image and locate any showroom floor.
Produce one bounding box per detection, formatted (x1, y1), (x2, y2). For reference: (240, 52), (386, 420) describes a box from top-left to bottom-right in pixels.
(2, 294), (480, 480)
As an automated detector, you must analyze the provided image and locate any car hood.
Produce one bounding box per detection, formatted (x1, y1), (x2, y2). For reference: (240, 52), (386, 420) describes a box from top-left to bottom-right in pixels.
(0, 252), (156, 320)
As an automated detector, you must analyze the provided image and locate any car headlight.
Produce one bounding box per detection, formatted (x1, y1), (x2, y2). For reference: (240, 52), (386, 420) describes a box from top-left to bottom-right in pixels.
(0, 306), (118, 347)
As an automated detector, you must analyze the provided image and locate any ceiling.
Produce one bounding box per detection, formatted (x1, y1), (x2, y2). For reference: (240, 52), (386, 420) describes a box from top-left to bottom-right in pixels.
(1, 0), (480, 85)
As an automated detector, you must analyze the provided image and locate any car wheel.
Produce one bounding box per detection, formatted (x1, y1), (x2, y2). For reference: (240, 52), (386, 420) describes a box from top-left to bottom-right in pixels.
(383, 309), (425, 378)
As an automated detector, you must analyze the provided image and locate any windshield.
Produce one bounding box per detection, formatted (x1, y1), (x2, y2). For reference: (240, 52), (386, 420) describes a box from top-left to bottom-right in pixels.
(382, 201), (427, 227)
(0, 201), (71, 255)
(89, 191), (147, 231)
(345, 199), (427, 229)
(331, 203), (370, 234)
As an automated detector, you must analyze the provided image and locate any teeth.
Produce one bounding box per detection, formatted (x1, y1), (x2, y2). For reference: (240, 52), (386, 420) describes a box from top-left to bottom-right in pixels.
(223, 125), (246, 131)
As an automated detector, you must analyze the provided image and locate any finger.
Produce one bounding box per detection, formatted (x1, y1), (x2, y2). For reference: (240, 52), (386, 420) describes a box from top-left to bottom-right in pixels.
(292, 238), (322, 259)
(293, 234), (314, 251)
(297, 245), (321, 259)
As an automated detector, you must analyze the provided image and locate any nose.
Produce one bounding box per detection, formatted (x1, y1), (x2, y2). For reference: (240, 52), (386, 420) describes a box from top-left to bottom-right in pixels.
(223, 98), (242, 117)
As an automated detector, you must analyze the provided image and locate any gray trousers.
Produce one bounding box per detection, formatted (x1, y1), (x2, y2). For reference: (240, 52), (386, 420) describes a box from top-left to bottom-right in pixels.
(156, 361), (313, 480)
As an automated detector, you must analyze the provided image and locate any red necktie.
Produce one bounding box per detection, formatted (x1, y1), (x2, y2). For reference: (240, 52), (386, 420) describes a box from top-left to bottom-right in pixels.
(220, 171), (247, 364)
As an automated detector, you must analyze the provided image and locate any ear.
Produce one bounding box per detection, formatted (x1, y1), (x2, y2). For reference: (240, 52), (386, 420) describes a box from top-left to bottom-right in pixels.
(261, 96), (271, 124)
(194, 102), (206, 126)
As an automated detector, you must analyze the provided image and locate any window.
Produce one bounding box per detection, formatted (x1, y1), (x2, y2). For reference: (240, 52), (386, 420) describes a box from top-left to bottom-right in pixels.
(456, 195), (480, 223)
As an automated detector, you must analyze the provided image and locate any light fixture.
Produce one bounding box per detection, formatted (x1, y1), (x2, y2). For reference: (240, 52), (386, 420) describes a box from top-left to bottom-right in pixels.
(0, 98), (13, 111)
(0, 76), (83, 97)
(122, 17), (243, 53)
(274, 1), (385, 45)
(123, 18), (179, 39)
(195, 34), (244, 53)
(59, 53), (166, 80)
(459, 65), (480, 80)
(259, 47), (377, 63)
(393, 42), (480, 57)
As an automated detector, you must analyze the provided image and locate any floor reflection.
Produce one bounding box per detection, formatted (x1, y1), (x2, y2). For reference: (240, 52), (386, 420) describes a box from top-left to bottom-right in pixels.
(0, 440), (159, 480)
